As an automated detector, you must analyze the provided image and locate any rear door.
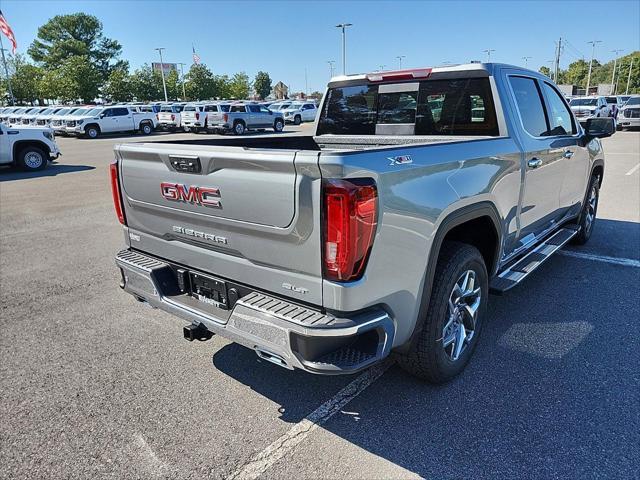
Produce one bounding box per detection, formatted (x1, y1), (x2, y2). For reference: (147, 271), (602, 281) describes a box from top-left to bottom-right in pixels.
(247, 104), (262, 127)
(114, 107), (133, 131)
(506, 74), (566, 244)
(117, 143), (323, 304)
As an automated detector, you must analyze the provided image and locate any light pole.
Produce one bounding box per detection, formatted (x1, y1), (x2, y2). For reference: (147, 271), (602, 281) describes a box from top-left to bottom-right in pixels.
(327, 60), (335, 78)
(522, 56), (532, 68)
(154, 47), (169, 102)
(610, 49), (623, 93)
(378, 64), (387, 71)
(177, 62), (187, 100)
(626, 58), (634, 94)
(335, 23), (352, 75)
(482, 49), (495, 62)
(585, 40), (602, 96)
(396, 55), (406, 69)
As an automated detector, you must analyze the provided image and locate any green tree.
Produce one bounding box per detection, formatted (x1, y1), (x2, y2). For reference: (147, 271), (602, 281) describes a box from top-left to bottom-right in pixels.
(213, 74), (231, 99)
(28, 13), (125, 81)
(38, 68), (64, 101)
(253, 71), (272, 99)
(130, 64), (163, 101)
(538, 66), (551, 78)
(55, 55), (101, 102)
(10, 55), (43, 103)
(103, 67), (133, 102)
(564, 59), (589, 87)
(165, 69), (181, 100)
(228, 72), (251, 99)
(184, 64), (216, 100)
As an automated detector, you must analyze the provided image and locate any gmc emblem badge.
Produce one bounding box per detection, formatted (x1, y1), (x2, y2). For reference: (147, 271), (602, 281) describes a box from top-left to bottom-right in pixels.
(160, 183), (221, 208)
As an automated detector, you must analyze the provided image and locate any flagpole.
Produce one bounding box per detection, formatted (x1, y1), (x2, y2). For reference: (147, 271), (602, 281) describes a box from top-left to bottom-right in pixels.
(0, 34), (15, 105)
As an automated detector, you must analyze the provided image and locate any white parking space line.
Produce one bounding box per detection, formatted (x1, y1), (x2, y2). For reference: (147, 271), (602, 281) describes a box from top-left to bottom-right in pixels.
(228, 360), (393, 480)
(559, 250), (640, 268)
(625, 163), (640, 176)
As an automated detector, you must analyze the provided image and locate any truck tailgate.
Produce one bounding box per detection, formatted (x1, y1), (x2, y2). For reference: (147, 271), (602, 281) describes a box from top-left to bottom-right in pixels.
(115, 142), (324, 305)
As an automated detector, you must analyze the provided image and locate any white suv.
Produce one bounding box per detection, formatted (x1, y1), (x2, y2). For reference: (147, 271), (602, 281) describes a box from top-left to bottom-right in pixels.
(281, 102), (318, 124)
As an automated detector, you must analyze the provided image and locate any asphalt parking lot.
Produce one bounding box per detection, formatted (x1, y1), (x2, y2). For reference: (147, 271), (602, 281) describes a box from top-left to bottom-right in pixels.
(1, 126), (639, 479)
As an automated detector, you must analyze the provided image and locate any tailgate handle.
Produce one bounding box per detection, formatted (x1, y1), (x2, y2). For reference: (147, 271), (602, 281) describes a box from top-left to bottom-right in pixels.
(169, 155), (202, 174)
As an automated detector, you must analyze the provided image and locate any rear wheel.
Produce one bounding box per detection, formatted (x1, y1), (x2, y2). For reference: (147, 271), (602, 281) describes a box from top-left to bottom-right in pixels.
(233, 121), (245, 135)
(397, 242), (488, 383)
(571, 174), (600, 245)
(18, 145), (48, 171)
(293, 115), (302, 125)
(140, 122), (153, 135)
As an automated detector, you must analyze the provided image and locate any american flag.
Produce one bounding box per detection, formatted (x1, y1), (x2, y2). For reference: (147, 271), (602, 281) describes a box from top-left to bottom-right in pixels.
(0, 10), (17, 53)
(192, 45), (200, 65)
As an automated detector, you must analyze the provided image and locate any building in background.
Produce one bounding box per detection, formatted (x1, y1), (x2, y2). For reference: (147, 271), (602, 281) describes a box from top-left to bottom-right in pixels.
(272, 81), (289, 100)
(152, 62), (177, 76)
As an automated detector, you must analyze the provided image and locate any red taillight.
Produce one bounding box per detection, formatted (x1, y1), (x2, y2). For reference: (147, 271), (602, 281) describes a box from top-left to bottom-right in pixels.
(195, 112), (200, 120)
(223, 113), (228, 122)
(171, 114), (175, 121)
(156, 113), (159, 120)
(323, 179), (377, 282)
(110, 160), (126, 225)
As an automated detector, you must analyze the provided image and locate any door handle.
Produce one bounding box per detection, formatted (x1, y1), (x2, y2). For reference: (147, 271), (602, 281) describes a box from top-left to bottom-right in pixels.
(563, 150), (574, 159)
(527, 158), (543, 169)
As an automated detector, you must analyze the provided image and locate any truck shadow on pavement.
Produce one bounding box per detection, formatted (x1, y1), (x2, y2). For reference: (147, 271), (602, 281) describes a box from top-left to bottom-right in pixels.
(0, 163), (95, 182)
(212, 244), (638, 477)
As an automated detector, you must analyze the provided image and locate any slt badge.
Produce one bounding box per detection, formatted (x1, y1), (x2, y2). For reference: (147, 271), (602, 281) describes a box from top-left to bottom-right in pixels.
(388, 155), (413, 166)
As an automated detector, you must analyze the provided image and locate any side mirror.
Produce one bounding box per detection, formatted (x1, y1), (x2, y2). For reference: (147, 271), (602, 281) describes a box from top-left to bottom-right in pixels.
(269, 110), (273, 115)
(585, 117), (615, 138)
(100, 113), (106, 119)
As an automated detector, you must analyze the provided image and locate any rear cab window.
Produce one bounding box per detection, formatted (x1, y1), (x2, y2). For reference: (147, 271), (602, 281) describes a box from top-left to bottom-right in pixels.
(317, 77), (499, 136)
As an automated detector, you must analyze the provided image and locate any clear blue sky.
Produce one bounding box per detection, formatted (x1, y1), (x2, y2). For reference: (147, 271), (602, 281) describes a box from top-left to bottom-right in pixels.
(2, 0), (639, 92)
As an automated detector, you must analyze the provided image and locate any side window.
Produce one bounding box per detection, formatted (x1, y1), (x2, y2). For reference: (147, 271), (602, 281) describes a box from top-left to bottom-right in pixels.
(259, 106), (270, 113)
(231, 105), (246, 113)
(248, 105), (261, 113)
(542, 82), (576, 136)
(114, 108), (129, 116)
(205, 105), (218, 112)
(102, 109), (114, 117)
(508, 76), (549, 137)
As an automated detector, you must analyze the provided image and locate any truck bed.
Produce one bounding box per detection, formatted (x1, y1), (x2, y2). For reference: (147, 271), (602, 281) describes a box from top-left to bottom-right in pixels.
(150, 134), (494, 152)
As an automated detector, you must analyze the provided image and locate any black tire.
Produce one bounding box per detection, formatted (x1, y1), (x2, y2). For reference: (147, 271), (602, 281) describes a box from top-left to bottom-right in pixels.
(233, 121), (245, 135)
(273, 119), (284, 132)
(85, 125), (100, 139)
(397, 242), (488, 383)
(571, 174), (600, 245)
(140, 122), (153, 135)
(17, 145), (48, 171)
(293, 115), (302, 125)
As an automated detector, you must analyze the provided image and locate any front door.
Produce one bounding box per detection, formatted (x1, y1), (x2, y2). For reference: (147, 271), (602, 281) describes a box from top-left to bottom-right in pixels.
(539, 80), (590, 217)
(100, 108), (119, 133)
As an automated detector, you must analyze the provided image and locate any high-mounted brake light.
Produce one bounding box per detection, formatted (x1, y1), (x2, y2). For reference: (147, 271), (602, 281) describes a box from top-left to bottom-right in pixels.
(323, 179), (378, 282)
(366, 68), (432, 82)
(110, 160), (126, 225)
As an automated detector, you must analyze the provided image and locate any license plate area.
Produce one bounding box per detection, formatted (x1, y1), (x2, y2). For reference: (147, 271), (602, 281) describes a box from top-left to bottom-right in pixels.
(189, 272), (228, 310)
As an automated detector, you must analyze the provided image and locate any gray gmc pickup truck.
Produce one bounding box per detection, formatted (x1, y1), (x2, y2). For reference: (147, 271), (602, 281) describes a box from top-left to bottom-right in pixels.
(112, 63), (615, 383)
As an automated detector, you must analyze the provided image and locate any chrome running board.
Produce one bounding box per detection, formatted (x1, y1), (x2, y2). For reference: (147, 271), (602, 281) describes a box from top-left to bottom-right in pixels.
(490, 226), (579, 294)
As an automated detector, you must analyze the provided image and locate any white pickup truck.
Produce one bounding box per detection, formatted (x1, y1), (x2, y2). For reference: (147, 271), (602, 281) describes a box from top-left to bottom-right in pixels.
(0, 123), (60, 170)
(66, 105), (157, 138)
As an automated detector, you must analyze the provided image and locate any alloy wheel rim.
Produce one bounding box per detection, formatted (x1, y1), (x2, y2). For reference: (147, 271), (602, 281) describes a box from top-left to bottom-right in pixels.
(25, 151), (44, 169)
(89, 129), (97, 138)
(585, 185), (598, 232)
(442, 270), (481, 361)
(236, 124), (243, 134)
